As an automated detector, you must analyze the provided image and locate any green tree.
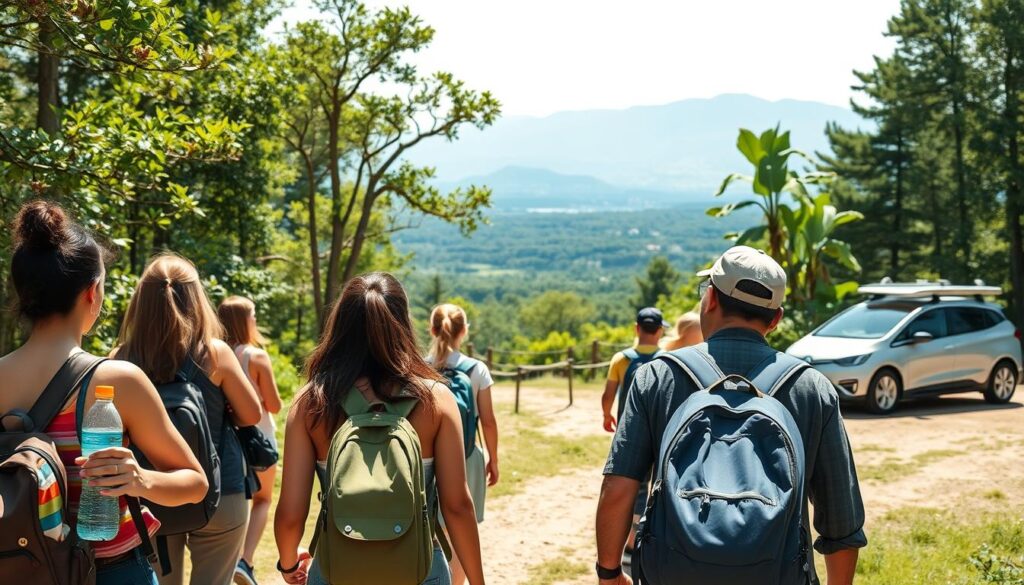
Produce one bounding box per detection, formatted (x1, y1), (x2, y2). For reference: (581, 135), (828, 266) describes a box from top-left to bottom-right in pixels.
(274, 2), (500, 328)
(519, 290), (595, 339)
(887, 0), (980, 280)
(823, 54), (929, 279)
(976, 0), (1024, 330)
(633, 256), (680, 309)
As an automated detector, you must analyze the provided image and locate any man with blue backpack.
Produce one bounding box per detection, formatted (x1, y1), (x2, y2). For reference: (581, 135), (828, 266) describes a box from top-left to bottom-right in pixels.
(595, 246), (866, 585)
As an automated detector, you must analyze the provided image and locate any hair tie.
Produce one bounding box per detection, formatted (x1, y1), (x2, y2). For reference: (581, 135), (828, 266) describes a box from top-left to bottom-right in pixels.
(165, 277), (173, 288)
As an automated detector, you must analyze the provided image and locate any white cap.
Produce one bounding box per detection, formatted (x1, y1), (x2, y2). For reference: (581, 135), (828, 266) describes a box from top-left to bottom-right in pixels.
(697, 246), (787, 310)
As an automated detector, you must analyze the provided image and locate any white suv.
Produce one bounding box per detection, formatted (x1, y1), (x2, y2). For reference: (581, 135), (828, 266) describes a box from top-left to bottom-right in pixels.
(786, 282), (1022, 414)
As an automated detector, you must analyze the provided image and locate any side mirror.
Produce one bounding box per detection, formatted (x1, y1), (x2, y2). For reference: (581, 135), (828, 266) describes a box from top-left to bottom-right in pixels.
(911, 331), (934, 344)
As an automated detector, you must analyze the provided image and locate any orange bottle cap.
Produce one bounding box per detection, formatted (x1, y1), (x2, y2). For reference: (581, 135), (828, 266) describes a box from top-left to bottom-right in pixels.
(95, 385), (115, 400)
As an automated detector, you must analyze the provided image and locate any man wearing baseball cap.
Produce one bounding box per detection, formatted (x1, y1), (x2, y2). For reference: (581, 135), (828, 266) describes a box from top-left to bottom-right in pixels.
(595, 246), (866, 585)
(599, 306), (670, 565)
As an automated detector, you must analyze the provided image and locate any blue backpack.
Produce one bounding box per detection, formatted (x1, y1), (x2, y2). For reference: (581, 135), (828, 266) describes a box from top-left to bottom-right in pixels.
(441, 357), (478, 458)
(635, 347), (810, 585)
(618, 348), (661, 420)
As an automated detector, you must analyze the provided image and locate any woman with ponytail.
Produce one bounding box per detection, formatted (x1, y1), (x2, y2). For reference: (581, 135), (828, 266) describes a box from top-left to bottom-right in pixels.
(428, 304), (499, 585)
(114, 253), (261, 585)
(0, 201), (207, 584)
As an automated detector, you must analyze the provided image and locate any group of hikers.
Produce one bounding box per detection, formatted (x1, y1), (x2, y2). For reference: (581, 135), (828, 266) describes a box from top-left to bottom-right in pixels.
(0, 199), (865, 585)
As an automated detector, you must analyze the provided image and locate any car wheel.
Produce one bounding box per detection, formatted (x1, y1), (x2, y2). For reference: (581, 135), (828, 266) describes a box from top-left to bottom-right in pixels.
(983, 361), (1018, 404)
(866, 369), (902, 414)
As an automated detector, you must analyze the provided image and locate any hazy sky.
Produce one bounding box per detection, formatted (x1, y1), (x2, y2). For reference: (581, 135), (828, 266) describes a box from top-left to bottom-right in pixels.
(273, 0), (901, 117)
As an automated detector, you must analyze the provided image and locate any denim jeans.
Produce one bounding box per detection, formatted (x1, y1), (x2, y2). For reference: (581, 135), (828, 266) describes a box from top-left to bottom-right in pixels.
(308, 547), (451, 585)
(96, 548), (159, 585)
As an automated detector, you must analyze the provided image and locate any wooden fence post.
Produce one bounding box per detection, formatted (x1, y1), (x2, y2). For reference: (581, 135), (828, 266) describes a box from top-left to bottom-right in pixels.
(514, 366), (523, 414)
(486, 347), (494, 370)
(466, 342), (475, 357)
(566, 347), (575, 407)
(590, 340), (600, 381)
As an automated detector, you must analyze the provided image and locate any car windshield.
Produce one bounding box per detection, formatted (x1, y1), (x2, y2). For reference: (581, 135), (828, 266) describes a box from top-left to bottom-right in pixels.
(815, 302), (917, 339)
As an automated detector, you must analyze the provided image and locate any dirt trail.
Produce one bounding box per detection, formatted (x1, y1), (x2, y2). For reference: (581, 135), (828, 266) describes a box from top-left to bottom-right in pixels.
(478, 385), (1024, 585)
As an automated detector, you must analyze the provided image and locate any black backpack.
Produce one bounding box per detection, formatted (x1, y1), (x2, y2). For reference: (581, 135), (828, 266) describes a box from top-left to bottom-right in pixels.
(130, 358), (221, 573)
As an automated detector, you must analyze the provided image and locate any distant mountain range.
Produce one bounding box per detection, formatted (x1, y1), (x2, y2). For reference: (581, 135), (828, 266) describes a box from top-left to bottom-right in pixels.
(415, 93), (868, 207)
(442, 166), (701, 211)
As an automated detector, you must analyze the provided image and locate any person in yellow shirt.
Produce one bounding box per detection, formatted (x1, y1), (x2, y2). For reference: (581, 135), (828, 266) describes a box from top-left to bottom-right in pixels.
(602, 307), (670, 432)
(600, 307), (669, 569)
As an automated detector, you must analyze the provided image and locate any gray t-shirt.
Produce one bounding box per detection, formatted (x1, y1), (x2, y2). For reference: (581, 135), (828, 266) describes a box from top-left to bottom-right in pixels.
(604, 327), (867, 581)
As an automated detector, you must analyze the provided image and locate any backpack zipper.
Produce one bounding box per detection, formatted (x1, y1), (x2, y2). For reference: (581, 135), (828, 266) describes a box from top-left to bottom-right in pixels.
(678, 487), (776, 509)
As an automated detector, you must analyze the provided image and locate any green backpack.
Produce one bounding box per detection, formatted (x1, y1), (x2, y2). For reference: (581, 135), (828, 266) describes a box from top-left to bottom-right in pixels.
(311, 388), (444, 585)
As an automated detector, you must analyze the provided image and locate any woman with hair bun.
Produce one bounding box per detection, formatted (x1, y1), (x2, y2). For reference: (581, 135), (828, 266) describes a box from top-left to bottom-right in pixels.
(427, 303), (499, 585)
(113, 253), (262, 585)
(0, 201), (208, 584)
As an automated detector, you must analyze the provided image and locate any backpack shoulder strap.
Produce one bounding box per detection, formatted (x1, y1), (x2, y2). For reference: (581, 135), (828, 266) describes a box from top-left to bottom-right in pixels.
(622, 347), (640, 361)
(388, 397), (419, 419)
(748, 352), (811, 397)
(178, 356), (201, 383)
(22, 352), (106, 434)
(657, 346), (724, 391)
(453, 356), (477, 376)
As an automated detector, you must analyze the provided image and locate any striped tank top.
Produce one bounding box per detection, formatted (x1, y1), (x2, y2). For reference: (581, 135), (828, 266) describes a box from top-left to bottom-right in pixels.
(45, 402), (161, 558)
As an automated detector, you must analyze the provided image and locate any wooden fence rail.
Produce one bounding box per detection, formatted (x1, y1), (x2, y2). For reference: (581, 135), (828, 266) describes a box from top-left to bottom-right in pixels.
(482, 339), (620, 413)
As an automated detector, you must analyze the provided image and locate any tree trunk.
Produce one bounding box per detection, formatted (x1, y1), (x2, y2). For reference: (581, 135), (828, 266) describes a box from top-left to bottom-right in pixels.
(341, 184), (377, 284)
(324, 105), (345, 307)
(951, 98), (971, 281)
(36, 23), (60, 137)
(304, 155), (324, 331)
(1004, 51), (1024, 335)
(891, 134), (904, 276)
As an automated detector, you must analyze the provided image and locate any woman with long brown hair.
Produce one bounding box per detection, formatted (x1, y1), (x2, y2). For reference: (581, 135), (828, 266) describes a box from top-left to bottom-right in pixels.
(114, 253), (262, 585)
(427, 303), (499, 585)
(275, 273), (484, 585)
(0, 201), (208, 585)
(218, 295), (283, 585)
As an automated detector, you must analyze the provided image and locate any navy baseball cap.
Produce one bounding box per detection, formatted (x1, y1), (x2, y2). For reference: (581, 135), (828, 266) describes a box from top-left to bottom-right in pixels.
(637, 307), (670, 328)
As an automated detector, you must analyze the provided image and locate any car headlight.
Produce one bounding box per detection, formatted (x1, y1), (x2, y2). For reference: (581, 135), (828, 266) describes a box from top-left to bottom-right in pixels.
(834, 354), (872, 367)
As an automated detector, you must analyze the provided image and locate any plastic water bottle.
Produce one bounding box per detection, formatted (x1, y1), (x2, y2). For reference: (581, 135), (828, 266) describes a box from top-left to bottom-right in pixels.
(77, 385), (123, 541)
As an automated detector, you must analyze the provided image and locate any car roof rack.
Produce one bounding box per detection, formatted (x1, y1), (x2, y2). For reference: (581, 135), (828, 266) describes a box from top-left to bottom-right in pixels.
(858, 280), (1002, 300)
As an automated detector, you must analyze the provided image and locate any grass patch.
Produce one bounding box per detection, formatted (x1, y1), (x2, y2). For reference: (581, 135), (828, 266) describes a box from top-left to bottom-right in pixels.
(525, 547), (589, 585)
(859, 449), (963, 482)
(858, 444), (897, 454)
(490, 409), (609, 499)
(850, 507), (1024, 584)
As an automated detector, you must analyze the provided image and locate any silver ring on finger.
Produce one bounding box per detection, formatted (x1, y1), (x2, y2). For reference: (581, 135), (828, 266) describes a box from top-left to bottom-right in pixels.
(114, 464), (120, 475)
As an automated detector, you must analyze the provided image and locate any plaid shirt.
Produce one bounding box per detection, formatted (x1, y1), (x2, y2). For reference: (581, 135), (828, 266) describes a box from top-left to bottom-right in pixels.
(604, 327), (867, 581)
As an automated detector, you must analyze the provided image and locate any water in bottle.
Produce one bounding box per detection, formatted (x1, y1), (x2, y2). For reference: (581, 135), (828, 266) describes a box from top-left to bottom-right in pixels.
(77, 385), (123, 541)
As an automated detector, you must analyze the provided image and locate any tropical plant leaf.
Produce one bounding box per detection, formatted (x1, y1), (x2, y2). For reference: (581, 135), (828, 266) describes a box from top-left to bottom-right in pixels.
(713, 172), (753, 197)
(833, 280), (861, 300)
(733, 224), (769, 245)
(832, 210), (864, 228)
(822, 239), (862, 272)
(706, 199), (760, 217)
(737, 129), (764, 165)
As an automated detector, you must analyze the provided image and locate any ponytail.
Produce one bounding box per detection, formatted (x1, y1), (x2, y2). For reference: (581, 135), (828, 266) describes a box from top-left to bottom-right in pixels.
(117, 253), (222, 383)
(429, 304), (467, 369)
